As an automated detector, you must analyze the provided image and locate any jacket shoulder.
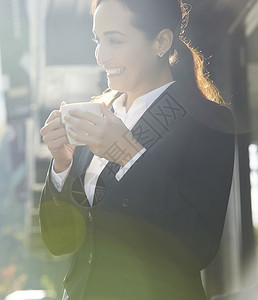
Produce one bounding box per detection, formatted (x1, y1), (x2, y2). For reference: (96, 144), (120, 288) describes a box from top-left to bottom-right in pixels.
(193, 99), (235, 135)
(167, 82), (235, 135)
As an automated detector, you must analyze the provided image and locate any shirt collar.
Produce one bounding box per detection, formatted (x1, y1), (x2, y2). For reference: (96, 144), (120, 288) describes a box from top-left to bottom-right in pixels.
(112, 81), (175, 114)
(112, 93), (127, 112)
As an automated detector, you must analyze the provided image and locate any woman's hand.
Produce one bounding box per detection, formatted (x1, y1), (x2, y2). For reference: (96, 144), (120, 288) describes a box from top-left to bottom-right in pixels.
(64, 103), (143, 166)
(40, 102), (75, 173)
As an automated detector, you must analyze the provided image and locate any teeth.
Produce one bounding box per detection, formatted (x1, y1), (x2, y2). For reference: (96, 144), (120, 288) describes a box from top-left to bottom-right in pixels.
(106, 67), (125, 75)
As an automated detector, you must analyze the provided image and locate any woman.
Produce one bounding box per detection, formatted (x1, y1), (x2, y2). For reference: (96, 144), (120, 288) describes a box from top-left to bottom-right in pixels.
(39, 0), (235, 299)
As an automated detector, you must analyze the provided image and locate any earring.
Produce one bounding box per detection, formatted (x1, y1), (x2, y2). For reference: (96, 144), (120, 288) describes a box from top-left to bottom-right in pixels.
(158, 52), (164, 58)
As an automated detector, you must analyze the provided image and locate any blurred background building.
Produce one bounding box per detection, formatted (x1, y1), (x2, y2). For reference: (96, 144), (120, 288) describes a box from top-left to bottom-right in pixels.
(0, 0), (258, 299)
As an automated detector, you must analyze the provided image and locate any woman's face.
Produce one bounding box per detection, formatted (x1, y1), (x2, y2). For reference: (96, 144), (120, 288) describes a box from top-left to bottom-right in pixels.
(92, 0), (160, 94)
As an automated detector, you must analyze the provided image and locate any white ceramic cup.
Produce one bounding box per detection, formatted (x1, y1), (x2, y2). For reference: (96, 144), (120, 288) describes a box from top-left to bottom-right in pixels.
(61, 102), (102, 145)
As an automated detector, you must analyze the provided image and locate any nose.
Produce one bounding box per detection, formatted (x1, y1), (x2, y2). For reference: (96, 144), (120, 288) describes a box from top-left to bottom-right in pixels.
(95, 44), (112, 66)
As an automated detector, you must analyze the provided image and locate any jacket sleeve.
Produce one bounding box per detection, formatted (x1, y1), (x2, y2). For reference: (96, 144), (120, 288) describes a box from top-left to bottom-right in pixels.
(39, 149), (87, 256)
(172, 105), (235, 269)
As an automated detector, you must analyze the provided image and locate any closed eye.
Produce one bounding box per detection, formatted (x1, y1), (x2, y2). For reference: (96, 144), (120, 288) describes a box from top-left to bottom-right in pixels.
(109, 38), (123, 45)
(91, 37), (123, 46)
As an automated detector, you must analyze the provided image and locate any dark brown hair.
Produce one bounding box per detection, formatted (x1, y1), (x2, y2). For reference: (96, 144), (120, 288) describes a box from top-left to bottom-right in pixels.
(90, 0), (224, 105)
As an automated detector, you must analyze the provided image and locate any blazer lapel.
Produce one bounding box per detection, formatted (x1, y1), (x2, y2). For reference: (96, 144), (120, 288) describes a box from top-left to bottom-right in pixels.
(93, 82), (189, 203)
(127, 81), (188, 151)
(70, 146), (94, 178)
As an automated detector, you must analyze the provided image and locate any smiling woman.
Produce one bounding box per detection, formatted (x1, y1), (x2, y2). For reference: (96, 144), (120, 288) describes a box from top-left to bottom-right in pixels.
(91, 0), (224, 109)
(92, 0), (173, 108)
(39, 1), (235, 300)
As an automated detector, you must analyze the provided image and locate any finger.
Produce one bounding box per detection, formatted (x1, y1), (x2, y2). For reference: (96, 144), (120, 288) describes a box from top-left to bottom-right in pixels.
(40, 116), (64, 136)
(66, 127), (94, 145)
(68, 109), (103, 125)
(45, 110), (61, 124)
(42, 127), (67, 143)
(63, 114), (99, 136)
(101, 102), (115, 120)
(45, 135), (68, 150)
(59, 101), (67, 109)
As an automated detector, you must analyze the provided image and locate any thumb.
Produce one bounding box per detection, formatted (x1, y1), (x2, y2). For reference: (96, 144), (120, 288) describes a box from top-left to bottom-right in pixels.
(101, 102), (115, 120)
(60, 101), (67, 109)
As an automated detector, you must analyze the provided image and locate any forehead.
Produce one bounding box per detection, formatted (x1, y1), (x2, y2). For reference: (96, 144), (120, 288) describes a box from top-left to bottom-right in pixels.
(93, 0), (134, 34)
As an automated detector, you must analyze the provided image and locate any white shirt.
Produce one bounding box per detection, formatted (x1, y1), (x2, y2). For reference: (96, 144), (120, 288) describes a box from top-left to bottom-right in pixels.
(51, 81), (175, 206)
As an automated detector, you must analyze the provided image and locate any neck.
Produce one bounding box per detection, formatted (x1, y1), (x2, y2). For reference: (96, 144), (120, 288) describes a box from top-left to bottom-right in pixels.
(125, 69), (173, 112)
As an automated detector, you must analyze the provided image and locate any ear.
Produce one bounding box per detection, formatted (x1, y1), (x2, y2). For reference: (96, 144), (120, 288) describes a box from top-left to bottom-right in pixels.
(154, 28), (173, 57)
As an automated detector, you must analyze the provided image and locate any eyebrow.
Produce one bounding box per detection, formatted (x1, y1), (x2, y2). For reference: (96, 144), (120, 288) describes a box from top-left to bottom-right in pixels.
(92, 30), (126, 37)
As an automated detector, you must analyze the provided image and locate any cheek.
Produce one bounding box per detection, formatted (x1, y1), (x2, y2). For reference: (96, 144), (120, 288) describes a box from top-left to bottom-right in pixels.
(127, 47), (155, 77)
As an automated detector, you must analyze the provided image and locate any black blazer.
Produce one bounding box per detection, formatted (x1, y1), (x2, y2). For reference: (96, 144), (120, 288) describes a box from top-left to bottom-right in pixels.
(39, 81), (235, 300)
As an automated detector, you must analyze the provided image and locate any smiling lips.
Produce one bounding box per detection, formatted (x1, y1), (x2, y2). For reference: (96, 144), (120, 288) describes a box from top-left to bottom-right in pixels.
(106, 67), (125, 75)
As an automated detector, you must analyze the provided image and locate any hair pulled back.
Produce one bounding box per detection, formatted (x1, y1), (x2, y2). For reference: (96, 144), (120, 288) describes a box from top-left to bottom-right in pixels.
(91, 0), (223, 105)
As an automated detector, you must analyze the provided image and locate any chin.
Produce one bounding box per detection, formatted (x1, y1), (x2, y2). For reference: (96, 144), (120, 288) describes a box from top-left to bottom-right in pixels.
(108, 81), (127, 92)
